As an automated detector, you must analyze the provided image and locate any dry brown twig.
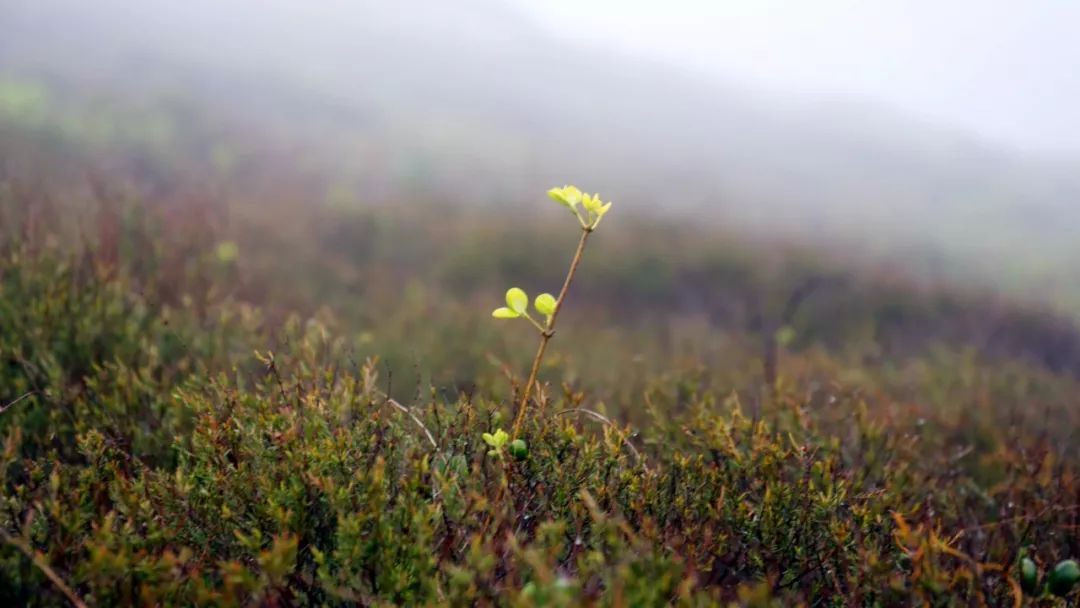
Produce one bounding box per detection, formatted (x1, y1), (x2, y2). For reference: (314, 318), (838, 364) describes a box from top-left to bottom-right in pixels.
(0, 391), (35, 415)
(386, 397), (438, 450)
(0, 528), (87, 608)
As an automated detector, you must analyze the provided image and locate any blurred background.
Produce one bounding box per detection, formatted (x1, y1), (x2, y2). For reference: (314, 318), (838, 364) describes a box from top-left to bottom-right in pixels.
(2, 0), (1080, 398)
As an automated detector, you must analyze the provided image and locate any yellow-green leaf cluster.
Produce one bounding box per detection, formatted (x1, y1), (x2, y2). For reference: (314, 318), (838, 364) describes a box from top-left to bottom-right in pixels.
(547, 184), (613, 230)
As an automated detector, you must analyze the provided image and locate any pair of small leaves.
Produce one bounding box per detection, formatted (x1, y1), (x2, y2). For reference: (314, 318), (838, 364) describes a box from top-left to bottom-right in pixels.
(493, 288), (556, 322)
(548, 185), (613, 230)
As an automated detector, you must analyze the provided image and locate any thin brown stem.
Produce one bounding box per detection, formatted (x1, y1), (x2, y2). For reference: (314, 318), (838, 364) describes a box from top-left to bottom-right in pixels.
(0, 528), (87, 608)
(0, 391), (35, 415)
(511, 227), (591, 438)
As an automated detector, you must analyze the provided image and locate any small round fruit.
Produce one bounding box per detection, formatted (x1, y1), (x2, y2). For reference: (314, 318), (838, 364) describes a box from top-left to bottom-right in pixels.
(1048, 559), (1080, 597)
(509, 439), (528, 460)
(1019, 557), (1038, 594)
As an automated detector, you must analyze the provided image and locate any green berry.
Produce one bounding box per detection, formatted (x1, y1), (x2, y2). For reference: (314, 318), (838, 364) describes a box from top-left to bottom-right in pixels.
(1048, 559), (1080, 597)
(1019, 557), (1038, 595)
(509, 439), (528, 460)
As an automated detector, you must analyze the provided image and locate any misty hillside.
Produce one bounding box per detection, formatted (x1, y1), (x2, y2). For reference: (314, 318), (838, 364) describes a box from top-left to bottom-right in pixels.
(8, 3), (1080, 604)
(3, 0), (1079, 305)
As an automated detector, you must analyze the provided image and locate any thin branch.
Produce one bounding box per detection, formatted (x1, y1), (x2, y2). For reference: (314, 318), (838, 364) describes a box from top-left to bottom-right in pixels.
(522, 313), (547, 335)
(0, 528), (87, 608)
(386, 397), (438, 450)
(512, 228), (591, 437)
(0, 391), (35, 415)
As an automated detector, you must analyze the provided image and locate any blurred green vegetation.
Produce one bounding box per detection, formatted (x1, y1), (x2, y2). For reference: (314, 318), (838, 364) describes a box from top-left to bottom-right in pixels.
(1, 81), (1080, 605)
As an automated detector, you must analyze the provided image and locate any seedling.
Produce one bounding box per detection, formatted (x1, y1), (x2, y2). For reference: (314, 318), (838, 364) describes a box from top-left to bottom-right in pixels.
(492, 185), (613, 438)
(482, 429), (509, 457)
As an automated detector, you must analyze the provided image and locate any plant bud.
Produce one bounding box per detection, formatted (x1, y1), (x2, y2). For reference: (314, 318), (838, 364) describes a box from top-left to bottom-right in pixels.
(1048, 560), (1080, 597)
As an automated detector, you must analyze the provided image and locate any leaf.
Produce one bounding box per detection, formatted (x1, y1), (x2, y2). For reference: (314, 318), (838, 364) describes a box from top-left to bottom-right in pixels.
(582, 193), (601, 214)
(505, 288), (528, 315)
(547, 185), (583, 209)
(490, 429), (509, 447)
(1049, 560), (1080, 596)
(586, 197), (613, 229)
(534, 293), (557, 318)
(484, 430), (509, 448)
(492, 307), (520, 319)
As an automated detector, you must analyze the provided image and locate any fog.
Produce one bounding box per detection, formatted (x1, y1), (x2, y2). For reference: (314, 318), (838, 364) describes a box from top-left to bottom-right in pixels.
(2, 0), (1078, 298)
(517, 0), (1080, 156)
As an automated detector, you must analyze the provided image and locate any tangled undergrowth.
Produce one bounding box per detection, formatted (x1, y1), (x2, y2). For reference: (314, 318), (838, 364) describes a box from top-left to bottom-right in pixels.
(1, 189), (1079, 607)
(3, 80), (1080, 605)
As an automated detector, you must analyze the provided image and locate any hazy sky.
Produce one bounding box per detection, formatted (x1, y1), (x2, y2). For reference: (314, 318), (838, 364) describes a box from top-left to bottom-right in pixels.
(513, 0), (1080, 156)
